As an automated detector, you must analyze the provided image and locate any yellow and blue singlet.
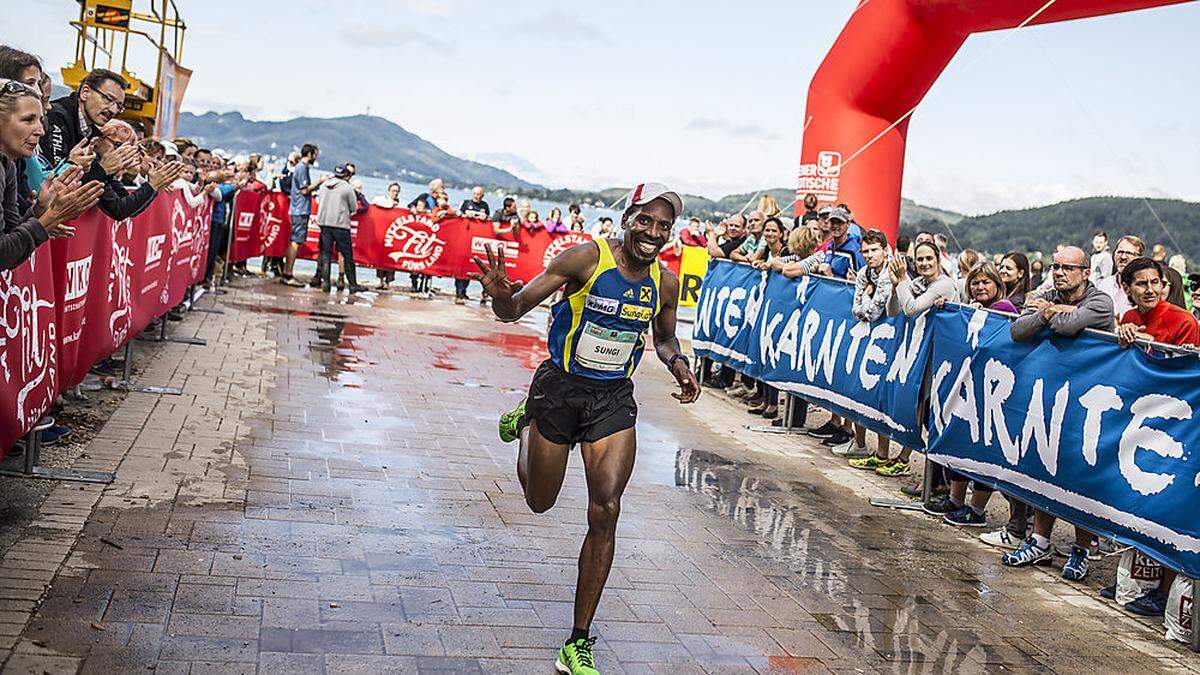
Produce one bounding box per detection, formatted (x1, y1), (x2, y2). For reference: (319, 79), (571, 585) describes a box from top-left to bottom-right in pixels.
(547, 240), (662, 381)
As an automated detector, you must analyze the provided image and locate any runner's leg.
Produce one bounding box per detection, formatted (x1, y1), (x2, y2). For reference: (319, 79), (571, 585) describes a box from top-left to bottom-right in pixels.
(518, 419), (570, 513)
(574, 426), (637, 632)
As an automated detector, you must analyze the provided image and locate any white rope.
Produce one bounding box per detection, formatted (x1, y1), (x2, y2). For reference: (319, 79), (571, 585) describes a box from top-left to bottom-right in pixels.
(737, 191), (761, 215)
(1031, 33), (1188, 257)
(839, 0), (1061, 170)
(606, 189), (632, 211)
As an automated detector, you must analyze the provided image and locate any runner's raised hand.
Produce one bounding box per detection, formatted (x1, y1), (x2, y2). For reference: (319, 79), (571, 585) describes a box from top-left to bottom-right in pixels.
(469, 243), (523, 301)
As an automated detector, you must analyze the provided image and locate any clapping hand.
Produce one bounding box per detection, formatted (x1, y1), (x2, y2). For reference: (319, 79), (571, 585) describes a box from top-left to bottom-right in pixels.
(99, 143), (140, 176)
(67, 138), (96, 171)
(36, 166), (104, 237)
(148, 160), (191, 191)
(888, 256), (906, 284)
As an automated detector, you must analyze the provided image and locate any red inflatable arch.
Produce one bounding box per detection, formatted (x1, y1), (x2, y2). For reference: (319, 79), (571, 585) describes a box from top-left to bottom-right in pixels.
(797, 0), (1193, 238)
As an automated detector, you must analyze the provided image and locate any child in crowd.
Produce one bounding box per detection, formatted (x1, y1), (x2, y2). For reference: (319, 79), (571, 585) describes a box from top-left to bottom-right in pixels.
(837, 229), (894, 461)
(927, 262), (1018, 526)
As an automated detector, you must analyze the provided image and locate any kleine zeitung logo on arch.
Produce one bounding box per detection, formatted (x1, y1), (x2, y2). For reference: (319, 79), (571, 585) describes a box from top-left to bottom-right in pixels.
(798, 149), (841, 202)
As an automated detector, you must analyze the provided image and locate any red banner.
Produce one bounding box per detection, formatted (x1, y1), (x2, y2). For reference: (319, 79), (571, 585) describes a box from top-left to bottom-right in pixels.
(0, 246), (59, 454)
(229, 190), (264, 263)
(2, 190), (212, 455)
(230, 192), (611, 281)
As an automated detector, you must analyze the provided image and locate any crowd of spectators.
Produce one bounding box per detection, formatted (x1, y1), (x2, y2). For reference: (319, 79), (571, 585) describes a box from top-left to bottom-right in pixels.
(0, 44), (286, 449)
(700, 190), (1199, 641)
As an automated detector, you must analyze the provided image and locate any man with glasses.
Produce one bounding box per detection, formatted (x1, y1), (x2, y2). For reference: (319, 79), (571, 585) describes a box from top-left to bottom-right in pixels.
(41, 68), (127, 168)
(1003, 245), (1114, 581)
(1095, 235), (1145, 318)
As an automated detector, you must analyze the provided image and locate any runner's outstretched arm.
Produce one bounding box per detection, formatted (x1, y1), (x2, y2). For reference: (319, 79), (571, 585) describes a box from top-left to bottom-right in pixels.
(652, 271), (700, 404)
(470, 242), (595, 322)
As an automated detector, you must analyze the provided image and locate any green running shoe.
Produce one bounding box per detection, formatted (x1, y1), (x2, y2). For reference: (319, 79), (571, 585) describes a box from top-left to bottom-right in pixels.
(556, 637), (599, 674)
(498, 399), (526, 443)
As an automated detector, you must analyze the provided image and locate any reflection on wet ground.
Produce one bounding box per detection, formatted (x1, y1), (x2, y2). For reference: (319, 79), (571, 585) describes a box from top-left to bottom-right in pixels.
(420, 330), (550, 373)
(675, 448), (1053, 672)
(227, 300), (378, 381)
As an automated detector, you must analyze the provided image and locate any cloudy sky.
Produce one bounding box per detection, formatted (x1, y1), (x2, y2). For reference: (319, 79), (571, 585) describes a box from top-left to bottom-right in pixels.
(13, 0), (1199, 215)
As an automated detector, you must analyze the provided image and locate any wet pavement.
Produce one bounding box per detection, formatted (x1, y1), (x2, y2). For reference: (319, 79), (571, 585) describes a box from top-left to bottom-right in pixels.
(0, 278), (1196, 674)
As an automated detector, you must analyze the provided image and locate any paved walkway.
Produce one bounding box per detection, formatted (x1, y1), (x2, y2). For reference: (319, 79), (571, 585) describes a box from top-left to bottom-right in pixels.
(0, 279), (1195, 674)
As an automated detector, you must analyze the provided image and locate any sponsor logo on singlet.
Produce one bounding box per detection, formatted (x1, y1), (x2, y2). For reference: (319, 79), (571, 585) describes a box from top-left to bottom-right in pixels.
(619, 304), (652, 322)
(585, 295), (619, 316)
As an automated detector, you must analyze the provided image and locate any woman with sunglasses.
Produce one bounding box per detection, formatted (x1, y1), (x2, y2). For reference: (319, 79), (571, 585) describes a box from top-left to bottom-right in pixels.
(1, 79), (103, 270)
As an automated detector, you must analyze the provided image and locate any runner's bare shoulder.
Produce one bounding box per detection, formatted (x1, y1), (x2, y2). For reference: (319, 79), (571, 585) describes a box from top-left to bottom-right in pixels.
(548, 238), (604, 287)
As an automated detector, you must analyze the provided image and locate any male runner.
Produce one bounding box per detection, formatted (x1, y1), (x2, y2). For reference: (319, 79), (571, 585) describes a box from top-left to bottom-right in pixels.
(470, 182), (701, 675)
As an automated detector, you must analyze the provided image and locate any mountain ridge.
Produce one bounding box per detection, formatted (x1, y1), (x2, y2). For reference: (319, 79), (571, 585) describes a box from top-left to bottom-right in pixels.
(177, 111), (541, 190)
(177, 111), (1197, 259)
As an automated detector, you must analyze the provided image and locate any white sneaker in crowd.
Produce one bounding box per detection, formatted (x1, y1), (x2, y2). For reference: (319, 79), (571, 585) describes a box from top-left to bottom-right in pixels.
(830, 439), (872, 458)
(979, 528), (1023, 550)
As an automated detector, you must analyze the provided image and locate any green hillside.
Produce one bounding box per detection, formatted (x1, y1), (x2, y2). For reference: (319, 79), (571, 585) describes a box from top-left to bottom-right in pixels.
(905, 197), (1198, 262)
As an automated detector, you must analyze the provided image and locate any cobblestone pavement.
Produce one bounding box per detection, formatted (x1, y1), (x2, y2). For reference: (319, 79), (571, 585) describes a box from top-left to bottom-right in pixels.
(0, 279), (1196, 674)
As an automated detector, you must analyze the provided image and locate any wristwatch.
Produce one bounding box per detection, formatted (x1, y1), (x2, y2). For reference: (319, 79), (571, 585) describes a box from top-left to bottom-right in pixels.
(668, 354), (691, 372)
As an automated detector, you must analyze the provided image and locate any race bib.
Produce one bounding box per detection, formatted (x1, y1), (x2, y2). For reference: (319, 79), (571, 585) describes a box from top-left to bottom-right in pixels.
(575, 322), (639, 371)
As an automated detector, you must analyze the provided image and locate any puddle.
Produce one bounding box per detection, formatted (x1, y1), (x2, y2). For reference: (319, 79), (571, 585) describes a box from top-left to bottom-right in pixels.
(674, 447), (1044, 671)
(308, 318), (376, 380)
(224, 302), (361, 322)
(225, 301), (378, 381)
(419, 330), (550, 372)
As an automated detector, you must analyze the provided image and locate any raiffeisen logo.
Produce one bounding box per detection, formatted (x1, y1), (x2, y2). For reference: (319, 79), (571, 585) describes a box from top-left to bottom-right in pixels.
(383, 212), (445, 271)
(64, 255), (93, 303)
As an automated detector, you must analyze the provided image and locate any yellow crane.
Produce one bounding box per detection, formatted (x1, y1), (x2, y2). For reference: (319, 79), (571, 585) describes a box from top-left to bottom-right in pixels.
(60, 0), (189, 137)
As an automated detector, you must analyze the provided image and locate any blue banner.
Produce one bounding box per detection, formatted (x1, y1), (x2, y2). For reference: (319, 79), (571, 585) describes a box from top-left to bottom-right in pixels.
(693, 260), (933, 448)
(926, 306), (1200, 577)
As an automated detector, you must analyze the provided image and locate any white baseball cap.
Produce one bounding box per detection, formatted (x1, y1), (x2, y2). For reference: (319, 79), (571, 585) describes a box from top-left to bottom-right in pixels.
(625, 182), (683, 219)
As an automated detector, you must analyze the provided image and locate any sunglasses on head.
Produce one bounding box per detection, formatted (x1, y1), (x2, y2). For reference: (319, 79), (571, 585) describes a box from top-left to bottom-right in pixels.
(0, 80), (36, 97)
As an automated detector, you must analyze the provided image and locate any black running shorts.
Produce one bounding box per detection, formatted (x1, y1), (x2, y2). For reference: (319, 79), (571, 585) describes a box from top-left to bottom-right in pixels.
(525, 360), (637, 445)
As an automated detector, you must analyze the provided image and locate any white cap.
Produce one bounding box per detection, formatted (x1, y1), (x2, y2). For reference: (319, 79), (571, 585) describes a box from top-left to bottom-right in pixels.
(625, 182), (683, 219)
